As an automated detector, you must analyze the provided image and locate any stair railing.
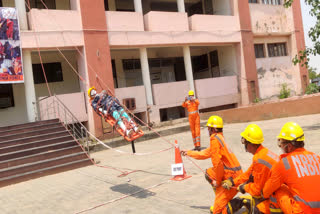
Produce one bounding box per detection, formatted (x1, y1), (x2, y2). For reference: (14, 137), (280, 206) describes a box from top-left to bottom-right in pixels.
(33, 95), (91, 155)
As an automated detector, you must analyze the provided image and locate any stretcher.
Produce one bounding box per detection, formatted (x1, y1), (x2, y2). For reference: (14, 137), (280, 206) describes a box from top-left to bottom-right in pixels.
(91, 101), (144, 142)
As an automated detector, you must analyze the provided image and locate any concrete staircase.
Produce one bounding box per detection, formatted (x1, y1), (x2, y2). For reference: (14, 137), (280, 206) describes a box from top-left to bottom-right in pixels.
(0, 119), (92, 188)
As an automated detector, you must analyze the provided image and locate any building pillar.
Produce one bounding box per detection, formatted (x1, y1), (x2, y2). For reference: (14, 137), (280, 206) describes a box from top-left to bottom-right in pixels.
(140, 47), (153, 105)
(23, 51), (37, 122)
(134, 0), (143, 13)
(177, 0), (185, 12)
(183, 46), (195, 94)
(15, 0), (38, 122)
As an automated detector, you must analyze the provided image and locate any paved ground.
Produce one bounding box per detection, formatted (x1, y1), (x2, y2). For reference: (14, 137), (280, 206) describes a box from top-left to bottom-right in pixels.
(1, 114), (320, 214)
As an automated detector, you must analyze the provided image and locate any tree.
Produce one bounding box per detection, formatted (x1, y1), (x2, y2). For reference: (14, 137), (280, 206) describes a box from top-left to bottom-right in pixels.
(308, 67), (319, 80)
(284, 0), (320, 67)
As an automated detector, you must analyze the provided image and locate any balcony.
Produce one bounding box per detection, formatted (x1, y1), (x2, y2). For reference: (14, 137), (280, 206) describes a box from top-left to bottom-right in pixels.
(249, 4), (294, 35)
(115, 86), (147, 113)
(144, 11), (189, 32)
(106, 11), (144, 32)
(152, 81), (189, 108)
(21, 9), (83, 49)
(195, 76), (239, 109)
(189, 15), (240, 32)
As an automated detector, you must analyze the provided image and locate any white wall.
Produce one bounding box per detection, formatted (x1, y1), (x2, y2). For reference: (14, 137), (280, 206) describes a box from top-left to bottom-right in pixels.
(31, 50), (81, 98)
(216, 45), (237, 76)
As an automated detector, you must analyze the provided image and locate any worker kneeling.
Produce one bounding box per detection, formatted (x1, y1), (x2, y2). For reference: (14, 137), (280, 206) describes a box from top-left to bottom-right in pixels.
(262, 122), (320, 214)
(222, 124), (280, 214)
(181, 116), (242, 214)
(88, 87), (140, 137)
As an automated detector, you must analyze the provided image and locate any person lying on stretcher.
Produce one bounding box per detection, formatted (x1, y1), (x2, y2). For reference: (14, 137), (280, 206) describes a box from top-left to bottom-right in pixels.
(88, 87), (140, 137)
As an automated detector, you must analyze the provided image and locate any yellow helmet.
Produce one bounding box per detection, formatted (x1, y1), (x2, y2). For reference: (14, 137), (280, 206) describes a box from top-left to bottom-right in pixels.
(277, 122), (305, 142)
(88, 87), (96, 98)
(241, 124), (264, 144)
(188, 90), (194, 96)
(206, 115), (223, 128)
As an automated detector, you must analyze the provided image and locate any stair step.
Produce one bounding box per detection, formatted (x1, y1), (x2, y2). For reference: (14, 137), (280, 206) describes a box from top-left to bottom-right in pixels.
(0, 121), (63, 136)
(0, 119), (59, 132)
(0, 159), (91, 188)
(0, 152), (88, 178)
(0, 126), (66, 143)
(0, 141), (78, 162)
(0, 130), (70, 148)
(0, 145), (83, 169)
(0, 135), (75, 155)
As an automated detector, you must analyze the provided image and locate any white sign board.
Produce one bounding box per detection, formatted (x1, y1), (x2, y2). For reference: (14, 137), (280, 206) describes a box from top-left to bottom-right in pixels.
(171, 163), (184, 176)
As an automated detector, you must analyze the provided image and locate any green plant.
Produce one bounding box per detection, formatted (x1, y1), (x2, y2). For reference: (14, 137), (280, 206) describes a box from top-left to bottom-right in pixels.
(305, 83), (320, 95)
(253, 98), (261, 103)
(279, 83), (290, 99)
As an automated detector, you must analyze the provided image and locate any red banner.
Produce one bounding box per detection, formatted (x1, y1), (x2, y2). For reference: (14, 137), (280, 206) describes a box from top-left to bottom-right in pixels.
(0, 7), (23, 84)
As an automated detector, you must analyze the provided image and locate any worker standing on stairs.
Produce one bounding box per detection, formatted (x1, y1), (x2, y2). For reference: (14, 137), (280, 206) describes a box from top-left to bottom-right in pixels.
(182, 90), (201, 151)
(221, 124), (280, 214)
(262, 122), (320, 214)
(181, 116), (242, 214)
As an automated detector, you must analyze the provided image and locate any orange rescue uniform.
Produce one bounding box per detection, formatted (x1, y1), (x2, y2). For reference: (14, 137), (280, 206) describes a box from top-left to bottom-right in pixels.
(187, 133), (242, 214)
(233, 145), (279, 214)
(182, 99), (200, 147)
(263, 148), (320, 214)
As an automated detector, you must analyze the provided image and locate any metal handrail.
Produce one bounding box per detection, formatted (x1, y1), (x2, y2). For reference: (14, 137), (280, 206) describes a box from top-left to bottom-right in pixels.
(34, 94), (91, 155)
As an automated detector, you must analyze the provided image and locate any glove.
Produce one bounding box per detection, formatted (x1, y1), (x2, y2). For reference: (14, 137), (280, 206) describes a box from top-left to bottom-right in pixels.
(238, 183), (246, 194)
(222, 178), (234, 190)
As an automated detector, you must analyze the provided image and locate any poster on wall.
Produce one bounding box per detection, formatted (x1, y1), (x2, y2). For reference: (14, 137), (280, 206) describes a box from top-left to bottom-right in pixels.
(0, 7), (23, 84)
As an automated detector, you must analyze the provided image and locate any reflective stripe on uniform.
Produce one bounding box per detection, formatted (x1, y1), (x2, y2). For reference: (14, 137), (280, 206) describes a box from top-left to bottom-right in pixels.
(270, 208), (283, 214)
(294, 195), (320, 208)
(282, 157), (291, 170)
(188, 110), (199, 114)
(215, 135), (224, 147)
(224, 165), (242, 171)
(258, 158), (273, 169)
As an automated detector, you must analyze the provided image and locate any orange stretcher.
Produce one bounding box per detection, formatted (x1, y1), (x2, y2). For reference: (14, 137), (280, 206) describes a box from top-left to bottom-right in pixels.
(91, 101), (144, 142)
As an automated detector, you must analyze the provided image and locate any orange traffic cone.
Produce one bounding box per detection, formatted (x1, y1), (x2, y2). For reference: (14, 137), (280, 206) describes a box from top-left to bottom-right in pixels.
(171, 140), (191, 181)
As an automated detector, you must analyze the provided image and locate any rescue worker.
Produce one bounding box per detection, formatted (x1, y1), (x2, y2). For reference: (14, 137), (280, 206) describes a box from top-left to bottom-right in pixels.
(181, 116), (242, 214)
(222, 124), (279, 214)
(182, 90), (201, 151)
(262, 122), (320, 214)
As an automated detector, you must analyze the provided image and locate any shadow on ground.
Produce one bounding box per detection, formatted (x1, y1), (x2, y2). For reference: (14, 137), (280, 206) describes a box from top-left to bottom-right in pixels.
(110, 183), (156, 198)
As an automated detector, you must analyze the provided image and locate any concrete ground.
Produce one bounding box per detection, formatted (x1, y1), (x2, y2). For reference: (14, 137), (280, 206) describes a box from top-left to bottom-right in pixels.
(1, 114), (320, 214)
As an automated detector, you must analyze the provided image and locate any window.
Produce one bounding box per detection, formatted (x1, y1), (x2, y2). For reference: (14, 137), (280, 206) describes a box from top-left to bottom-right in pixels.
(249, 0), (258, 3)
(104, 0), (109, 11)
(0, 84), (14, 108)
(262, 0), (281, 5)
(122, 59), (141, 70)
(112, 60), (117, 88)
(32, 62), (63, 84)
(123, 98), (136, 111)
(192, 54), (209, 73)
(267, 43), (287, 57)
(254, 44), (265, 58)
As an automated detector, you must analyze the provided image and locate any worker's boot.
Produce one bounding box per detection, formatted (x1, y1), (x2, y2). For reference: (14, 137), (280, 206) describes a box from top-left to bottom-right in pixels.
(192, 146), (201, 151)
(226, 197), (246, 214)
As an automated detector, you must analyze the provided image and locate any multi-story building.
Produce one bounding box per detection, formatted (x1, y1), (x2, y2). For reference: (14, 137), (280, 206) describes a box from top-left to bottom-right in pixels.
(0, 0), (308, 137)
